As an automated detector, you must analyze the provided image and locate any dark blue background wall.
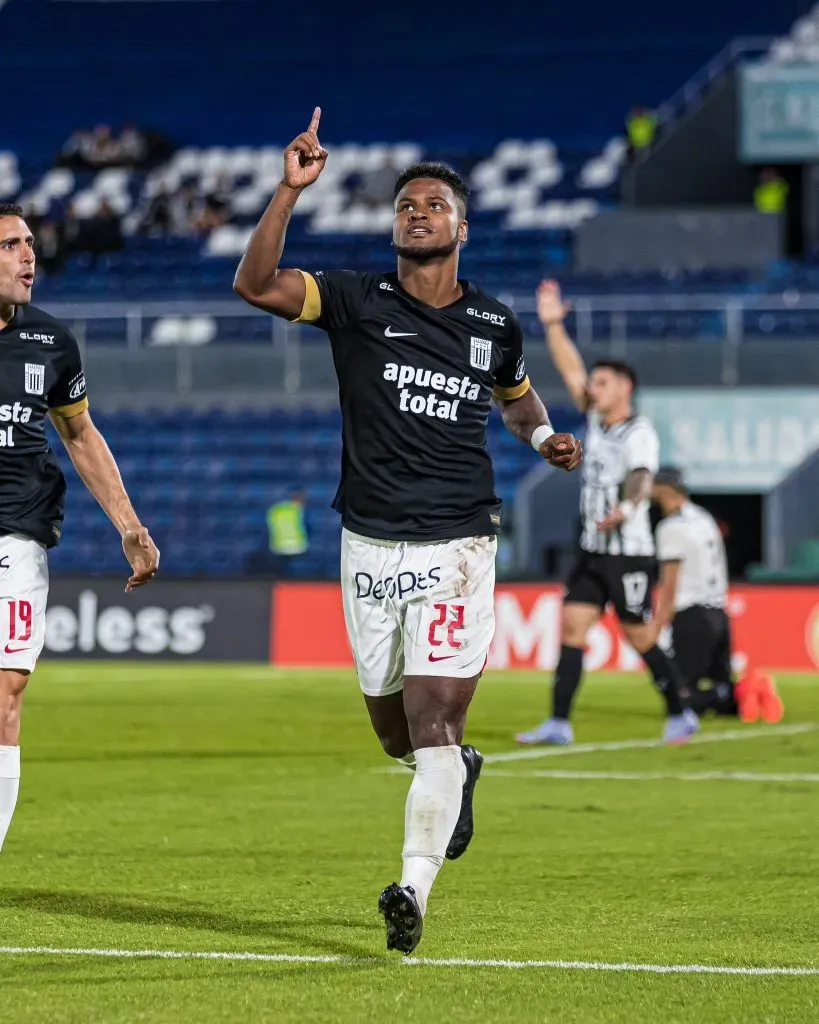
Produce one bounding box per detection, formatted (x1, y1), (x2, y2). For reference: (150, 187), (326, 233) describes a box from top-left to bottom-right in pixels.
(1, 0), (801, 156)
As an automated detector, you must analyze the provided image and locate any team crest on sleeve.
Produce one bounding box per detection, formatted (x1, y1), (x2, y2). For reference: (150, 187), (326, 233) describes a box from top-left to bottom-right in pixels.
(24, 363), (45, 396)
(469, 337), (493, 372)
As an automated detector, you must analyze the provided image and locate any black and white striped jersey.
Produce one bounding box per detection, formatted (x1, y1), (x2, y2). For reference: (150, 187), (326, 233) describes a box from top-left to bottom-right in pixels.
(580, 413), (659, 557)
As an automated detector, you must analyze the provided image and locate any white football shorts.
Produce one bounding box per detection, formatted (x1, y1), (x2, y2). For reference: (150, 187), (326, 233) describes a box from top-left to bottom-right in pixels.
(0, 534), (49, 673)
(341, 528), (497, 697)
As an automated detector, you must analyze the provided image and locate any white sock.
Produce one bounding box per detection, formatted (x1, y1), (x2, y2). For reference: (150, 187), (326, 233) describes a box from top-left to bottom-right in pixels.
(400, 745), (464, 917)
(395, 752), (416, 771)
(0, 745), (21, 854)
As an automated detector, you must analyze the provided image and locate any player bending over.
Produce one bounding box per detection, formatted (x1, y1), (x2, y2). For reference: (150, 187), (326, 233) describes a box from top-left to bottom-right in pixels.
(0, 204), (160, 858)
(516, 280), (697, 747)
(652, 467), (783, 724)
(234, 110), (582, 954)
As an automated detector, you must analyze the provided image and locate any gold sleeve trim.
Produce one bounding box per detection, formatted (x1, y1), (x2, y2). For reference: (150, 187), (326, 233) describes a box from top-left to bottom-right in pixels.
(51, 398), (89, 419)
(493, 377), (531, 401)
(290, 270), (322, 324)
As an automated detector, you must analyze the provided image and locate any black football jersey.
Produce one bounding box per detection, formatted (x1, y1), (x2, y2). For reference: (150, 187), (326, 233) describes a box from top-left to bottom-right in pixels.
(297, 270), (530, 540)
(0, 304), (89, 547)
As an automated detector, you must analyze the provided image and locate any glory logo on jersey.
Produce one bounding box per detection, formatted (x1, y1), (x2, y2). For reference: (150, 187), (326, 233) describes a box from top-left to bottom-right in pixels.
(467, 307), (507, 326)
(383, 363), (482, 422)
(20, 333), (55, 344)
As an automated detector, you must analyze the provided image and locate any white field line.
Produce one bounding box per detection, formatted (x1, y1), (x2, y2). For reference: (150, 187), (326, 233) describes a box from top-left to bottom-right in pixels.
(483, 770), (819, 783)
(485, 723), (817, 764)
(0, 946), (816, 976)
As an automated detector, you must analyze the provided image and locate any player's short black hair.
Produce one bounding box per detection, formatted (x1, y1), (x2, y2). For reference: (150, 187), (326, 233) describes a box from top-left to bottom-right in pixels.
(0, 203), (24, 220)
(393, 162), (470, 216)
(592, 359), (638, 391)
(654, 466), (687, 495)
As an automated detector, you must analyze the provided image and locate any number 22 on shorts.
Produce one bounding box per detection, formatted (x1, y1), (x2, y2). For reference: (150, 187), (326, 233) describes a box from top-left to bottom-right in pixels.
(428, 602), (465, 653)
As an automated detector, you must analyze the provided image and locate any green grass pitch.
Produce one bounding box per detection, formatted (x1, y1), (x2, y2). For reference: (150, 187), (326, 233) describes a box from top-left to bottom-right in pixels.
(1, 663), (817, 1023)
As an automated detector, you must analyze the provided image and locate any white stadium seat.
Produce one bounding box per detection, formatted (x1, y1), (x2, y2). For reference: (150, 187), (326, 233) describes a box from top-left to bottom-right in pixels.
(72, 192), (101, 218)
(40, 169), (75, 198)
(150, 317), (185, 346)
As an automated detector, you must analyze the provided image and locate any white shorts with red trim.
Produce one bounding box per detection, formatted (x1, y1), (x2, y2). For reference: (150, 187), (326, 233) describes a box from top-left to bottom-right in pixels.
(340, 528), (496, 697)
(0, 534), (49, 673)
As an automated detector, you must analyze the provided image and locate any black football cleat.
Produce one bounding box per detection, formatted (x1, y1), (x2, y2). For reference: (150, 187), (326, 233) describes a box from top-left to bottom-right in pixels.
(378, 883), (423, 955)
(445, 744), (484, 861)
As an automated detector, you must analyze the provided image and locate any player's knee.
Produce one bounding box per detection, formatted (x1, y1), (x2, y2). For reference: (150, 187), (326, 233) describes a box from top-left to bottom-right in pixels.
(0, 669), (29, 702)
(623, 624), (654, 654)
(561, 610), (592, 647)
(378, 730), (412, 759)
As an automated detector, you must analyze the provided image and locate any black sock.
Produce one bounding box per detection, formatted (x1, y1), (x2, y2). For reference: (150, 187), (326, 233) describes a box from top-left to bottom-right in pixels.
(687, 686), (720, 715)
(688, 683), (737, 717)
(642, 644), (684, 716)
(552, 644), (584, 719)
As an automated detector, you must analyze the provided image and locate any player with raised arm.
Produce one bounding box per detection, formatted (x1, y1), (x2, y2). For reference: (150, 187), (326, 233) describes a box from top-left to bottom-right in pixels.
(234, 110), (582, 954)
(0, 203), (160, 858)
(516, 280), (697, 747)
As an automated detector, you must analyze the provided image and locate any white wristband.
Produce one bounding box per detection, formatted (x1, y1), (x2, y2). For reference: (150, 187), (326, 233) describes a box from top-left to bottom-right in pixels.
(618, 500), (637, 521)
(530, 424), (555, 451)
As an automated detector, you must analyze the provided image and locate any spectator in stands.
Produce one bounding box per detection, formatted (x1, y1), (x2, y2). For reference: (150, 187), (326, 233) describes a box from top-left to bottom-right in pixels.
(139, 183), (173, 235)
(191, 175), (232, 234)
(170, 184), (201, 236)
(32, 219), (65, 276)
(118, 123), (148, 167)
(58, 127), (96, 169)
(754, 168), (789, 215)
(83, 200), (124, 262)
(625, 106), (657, 162)
(86, 125), (122, 169)
(59, 124), (168, 171)
(60, 200), (84, 257)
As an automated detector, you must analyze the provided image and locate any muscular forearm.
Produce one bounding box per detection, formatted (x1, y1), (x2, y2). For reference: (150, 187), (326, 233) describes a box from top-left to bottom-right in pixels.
(498, 387), (550, 445)
(65, 427), (141, 536)
(233, 183), (301, 300)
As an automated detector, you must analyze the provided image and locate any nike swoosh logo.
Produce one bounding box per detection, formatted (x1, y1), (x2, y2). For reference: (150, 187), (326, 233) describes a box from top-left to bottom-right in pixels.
(4, 644), (29, 655)
(428, 653), (458, 662)
(384, 327), (418, 338)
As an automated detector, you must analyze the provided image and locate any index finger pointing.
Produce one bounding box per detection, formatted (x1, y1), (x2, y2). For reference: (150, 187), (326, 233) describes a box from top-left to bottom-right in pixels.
(308, 106), (321, 133)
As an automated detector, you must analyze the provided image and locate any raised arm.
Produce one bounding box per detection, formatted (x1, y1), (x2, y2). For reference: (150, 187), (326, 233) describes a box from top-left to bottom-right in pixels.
(536, 280), (589, 412)
(233, 107), (328, 319)
(50, 409), (159, 591)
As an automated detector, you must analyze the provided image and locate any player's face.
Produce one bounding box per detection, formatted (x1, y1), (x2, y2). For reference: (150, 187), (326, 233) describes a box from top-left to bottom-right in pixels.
(0, 217), (35, 307)
(393, 179), (467, 260)
(588, 367), (632, 415)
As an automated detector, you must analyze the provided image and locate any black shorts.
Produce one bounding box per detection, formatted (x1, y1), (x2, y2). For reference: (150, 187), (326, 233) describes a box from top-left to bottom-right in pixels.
(670, 605), (733, 689)
(564, 551), (657, 625)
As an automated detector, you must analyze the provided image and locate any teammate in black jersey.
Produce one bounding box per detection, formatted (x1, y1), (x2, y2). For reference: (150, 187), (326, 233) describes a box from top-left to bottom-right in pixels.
(516, 280), (697, 748)
(0, 203), (159, 859)
(234, 110), (582, 953)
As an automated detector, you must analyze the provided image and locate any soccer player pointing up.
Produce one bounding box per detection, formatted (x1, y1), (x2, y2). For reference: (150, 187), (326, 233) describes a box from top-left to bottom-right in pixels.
(235, 109), (583, 953)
